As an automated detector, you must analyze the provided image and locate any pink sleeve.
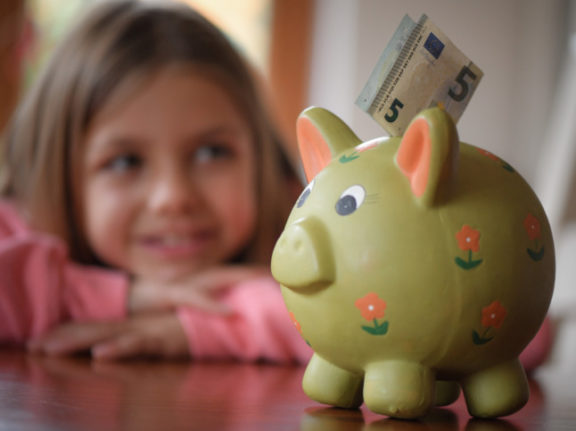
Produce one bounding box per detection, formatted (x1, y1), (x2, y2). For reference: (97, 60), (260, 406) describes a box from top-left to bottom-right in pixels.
(0, 235), (129, 344)
(177, 277), (312, 364)
(64, 263), (129, 323)
(519, 316), (553, 373)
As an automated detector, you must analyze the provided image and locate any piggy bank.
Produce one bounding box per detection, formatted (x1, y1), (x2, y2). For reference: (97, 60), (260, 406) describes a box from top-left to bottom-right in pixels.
(271, 107), (554, 419)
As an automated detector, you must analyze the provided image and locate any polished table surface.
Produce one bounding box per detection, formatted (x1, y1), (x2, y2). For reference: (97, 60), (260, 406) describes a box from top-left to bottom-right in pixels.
(0, 349), (574, 430)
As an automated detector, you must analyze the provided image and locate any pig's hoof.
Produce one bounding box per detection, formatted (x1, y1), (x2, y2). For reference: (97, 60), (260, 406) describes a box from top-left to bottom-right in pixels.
(462, 358), (529, 418)
(435, 380), (461, 406)
(303, 354), (363, 409)
(363, 360), (434, 419)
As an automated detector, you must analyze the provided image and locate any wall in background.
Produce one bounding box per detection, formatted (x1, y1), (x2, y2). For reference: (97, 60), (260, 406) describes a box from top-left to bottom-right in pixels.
(308, 0), (567, 187)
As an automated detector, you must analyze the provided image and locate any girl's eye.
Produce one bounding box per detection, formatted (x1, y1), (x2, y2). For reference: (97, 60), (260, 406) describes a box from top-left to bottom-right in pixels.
(335, 185), (366, 216)
(104, 154), (142, 172)
(296, 179), (315, 208)
(195, 144), (234, 163)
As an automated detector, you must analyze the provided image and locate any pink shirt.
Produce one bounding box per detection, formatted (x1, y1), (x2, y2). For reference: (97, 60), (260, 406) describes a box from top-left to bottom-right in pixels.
(0, 201), (312, 363)
(0, 201), (128, 342)
(178, 278), (312, 363)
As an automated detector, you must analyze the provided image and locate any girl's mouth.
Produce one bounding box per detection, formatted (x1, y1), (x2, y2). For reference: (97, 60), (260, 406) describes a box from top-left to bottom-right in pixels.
(138, 231), (215, 259)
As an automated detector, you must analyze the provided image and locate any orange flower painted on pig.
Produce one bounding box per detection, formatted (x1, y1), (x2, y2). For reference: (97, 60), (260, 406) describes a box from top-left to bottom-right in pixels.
(355, 293), (389, 336)
(455, 225), (483, 269)
(473, 300), (507, 345)
(524, 213), (545, 261)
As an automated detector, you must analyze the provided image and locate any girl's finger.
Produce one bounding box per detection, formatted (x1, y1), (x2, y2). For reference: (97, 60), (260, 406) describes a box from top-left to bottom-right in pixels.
(27, 322), (122, 355)
(92, 333), (144, 360)
(129, 265), (269, 314)
(194, 265), (268, 293)
(169, 289), (231, 314)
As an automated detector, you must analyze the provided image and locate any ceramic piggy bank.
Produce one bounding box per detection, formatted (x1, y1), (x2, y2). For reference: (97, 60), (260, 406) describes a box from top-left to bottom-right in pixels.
(271, 107), (554, 419)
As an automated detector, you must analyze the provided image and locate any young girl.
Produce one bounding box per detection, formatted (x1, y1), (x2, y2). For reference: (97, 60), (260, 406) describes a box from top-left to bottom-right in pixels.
(0, 0), (310, 362)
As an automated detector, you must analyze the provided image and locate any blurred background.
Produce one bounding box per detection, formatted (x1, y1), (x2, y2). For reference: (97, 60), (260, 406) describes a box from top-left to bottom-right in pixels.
(1, 0), (575, 374)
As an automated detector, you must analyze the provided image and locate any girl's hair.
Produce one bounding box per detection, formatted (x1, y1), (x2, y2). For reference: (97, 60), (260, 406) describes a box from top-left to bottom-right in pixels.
(0, 0), (299, 266)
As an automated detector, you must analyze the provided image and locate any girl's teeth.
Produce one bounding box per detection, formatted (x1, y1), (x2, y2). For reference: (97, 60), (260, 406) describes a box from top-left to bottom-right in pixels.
(161, 236), (189, 246)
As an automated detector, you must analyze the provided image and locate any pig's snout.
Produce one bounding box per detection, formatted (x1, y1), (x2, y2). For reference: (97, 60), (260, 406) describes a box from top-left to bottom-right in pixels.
(271, 217), (334, 290)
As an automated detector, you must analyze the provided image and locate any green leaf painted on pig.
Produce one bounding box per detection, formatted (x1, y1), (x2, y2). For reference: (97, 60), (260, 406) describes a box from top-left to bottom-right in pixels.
(339, 152), (359, 163)
(361, 320), (389, 335)
(527, 247), (545, 261)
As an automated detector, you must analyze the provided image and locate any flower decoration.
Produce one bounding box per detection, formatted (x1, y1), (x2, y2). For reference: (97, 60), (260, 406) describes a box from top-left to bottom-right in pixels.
(288, 311), (311, 346)
(476, 148), (500, 162)
(456, 224), (480, 252)
(355, 292), (389, 335)
(524, 213), (545, 261)
(481, 301), (507, 329)
(523, 213), (541, 240)
(455, 225), (483, 269)
(355, 292), (386, 321)
(355, 140), (381, 153)
(339, 151), (359, 163)
(473, 300), (507, 345)
(476, 148), (515, 172)
(289, 311), (303, 335)
(340, 141), (382, 164)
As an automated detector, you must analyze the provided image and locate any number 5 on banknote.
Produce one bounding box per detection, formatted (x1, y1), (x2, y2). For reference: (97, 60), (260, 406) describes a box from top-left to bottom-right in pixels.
(449, 65), (478, 102)
(357, 14), (483, 136)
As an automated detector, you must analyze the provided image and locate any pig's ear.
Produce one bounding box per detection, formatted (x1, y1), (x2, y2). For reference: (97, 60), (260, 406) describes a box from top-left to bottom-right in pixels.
(395, 107), (459, 207)
(297, 107), (362, 182)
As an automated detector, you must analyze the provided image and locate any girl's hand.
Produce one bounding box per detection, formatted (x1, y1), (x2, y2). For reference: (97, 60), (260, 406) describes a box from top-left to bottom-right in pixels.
(28, 312), (190, 360)
(128, 265), (268, 315)
(27, 265), (270, 360)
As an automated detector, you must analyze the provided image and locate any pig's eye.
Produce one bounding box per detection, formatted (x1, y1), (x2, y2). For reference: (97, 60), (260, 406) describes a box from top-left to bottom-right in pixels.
(335, 185), (366, 216)
(296, 180), (315, 208)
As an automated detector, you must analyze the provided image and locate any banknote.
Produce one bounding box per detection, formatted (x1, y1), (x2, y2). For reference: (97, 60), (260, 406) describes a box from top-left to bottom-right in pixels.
(356, 14), (483, 136)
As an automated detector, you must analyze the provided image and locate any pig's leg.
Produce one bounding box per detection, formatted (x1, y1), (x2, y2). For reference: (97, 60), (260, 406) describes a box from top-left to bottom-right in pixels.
(363, 360), (434, 419)
(461, 358), (529, 418)
(434, 380), (460, 406)
(302, 353), (363, 408)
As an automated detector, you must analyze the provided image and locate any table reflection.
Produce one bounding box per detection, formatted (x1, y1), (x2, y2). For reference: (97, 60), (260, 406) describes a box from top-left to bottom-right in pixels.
(0, 349), (572, 431)
(0, 349), (308, 431)
(303, 407), (524, 431)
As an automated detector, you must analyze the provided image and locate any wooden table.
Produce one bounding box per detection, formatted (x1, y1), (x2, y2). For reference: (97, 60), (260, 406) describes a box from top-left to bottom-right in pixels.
(0, 349), (574, 430)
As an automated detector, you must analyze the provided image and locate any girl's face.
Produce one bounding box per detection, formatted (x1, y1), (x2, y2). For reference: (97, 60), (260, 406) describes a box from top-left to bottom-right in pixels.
(80, 67), (257, 282)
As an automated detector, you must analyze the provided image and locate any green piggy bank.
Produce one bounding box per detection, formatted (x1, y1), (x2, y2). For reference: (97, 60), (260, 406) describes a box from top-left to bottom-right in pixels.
(271, 107), (555, 419)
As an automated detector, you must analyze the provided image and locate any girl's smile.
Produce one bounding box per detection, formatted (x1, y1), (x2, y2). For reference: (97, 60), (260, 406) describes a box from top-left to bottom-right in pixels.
(79, 66), (257, 282)
(136, 228), (217, 260)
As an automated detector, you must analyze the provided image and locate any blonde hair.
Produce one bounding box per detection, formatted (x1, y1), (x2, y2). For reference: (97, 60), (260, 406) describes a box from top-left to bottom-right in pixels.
(0, 0), (298, 266)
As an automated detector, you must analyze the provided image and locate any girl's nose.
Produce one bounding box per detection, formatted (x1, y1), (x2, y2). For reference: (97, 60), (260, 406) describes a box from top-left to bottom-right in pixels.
(148, 168), (199, 215)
